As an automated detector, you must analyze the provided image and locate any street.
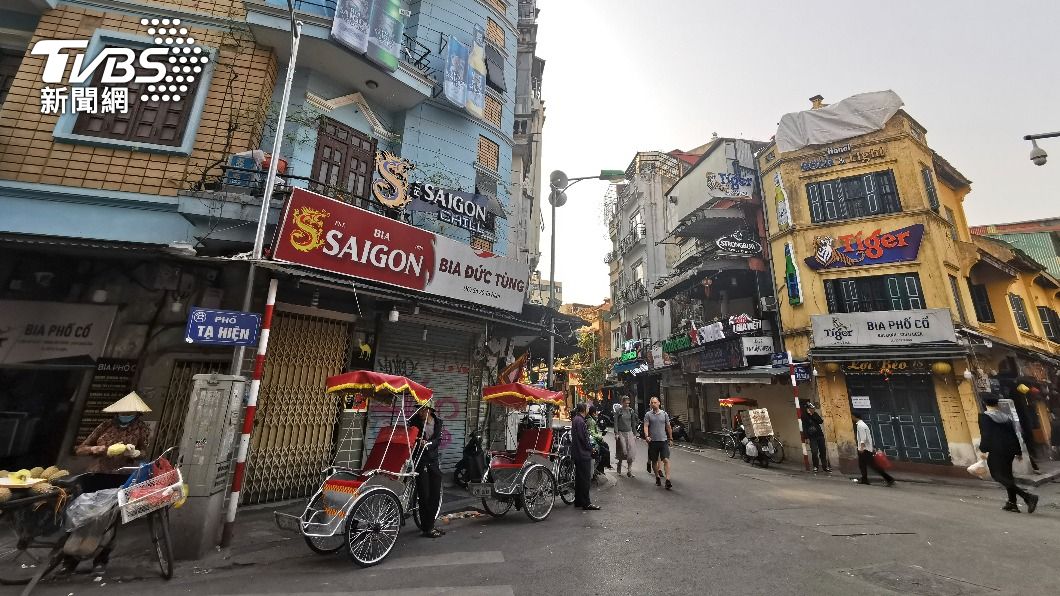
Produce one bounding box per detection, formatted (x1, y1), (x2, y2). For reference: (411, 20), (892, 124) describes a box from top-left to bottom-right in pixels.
(32, 437), (1060, 596)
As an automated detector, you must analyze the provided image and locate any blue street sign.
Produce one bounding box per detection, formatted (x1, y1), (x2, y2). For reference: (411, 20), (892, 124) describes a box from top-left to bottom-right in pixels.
(794, 363), (812, 382)
(771, 352), (790, 367)
(185, 308), (261, 346)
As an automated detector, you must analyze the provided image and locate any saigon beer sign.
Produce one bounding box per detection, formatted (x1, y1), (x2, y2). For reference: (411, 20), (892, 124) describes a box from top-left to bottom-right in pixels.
(805, 224), (924, 271)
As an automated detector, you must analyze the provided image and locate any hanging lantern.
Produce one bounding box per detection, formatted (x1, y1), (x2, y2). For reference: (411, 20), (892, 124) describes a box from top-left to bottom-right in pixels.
(1016, 383), (1031, 394)
(824, 362), (841, 374)
(931, 362), (953, 376)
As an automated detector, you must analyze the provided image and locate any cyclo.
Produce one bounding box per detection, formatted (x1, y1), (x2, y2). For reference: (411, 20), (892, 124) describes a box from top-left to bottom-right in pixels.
(275, 370), (439, 568)
(468, 382), (574, 521)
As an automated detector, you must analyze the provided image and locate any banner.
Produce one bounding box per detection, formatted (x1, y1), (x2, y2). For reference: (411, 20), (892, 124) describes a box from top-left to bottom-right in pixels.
(272, 188), (529, 313)
(466, 25), (486, 118)
(805, 224), (924, 271)
(0, 301), (117, 366)
(704, 172), (753, 198)
(443, 35), (469, 108)
(366, 0), (408, 72)
(811, 308), (957, 347)
(773, 172), (792, 231)
(332, 0), (372, 54)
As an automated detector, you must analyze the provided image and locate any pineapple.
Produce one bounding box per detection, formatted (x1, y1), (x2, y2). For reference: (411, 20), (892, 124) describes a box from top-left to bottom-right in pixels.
(0, 487), (11, 502)
(41, 466), (59, 480)
(29, 467), (44, 478)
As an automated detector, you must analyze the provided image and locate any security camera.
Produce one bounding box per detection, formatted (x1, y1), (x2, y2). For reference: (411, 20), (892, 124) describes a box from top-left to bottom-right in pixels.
(1030, 140), (1048, 166)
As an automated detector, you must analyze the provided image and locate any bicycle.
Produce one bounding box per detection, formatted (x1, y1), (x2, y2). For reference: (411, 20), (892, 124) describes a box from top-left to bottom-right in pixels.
(0, 448), (179, 594)
(767, 436), (785, 464)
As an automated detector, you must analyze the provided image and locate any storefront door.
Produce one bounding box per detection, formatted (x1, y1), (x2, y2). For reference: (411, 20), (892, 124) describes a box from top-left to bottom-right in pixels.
(846, 375), (949, 464)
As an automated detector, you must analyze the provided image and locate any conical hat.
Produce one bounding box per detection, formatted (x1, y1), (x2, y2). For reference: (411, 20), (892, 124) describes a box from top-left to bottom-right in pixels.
(102, 391), (152, 413)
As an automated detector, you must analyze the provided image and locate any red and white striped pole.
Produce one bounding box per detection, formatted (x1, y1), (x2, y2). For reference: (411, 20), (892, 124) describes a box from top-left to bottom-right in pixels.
(221, 277), (278, 547)
(789, 350), (810, 471)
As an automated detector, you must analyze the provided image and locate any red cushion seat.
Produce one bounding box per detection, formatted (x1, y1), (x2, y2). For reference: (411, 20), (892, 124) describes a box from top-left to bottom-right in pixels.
(490, 427), (553, 470)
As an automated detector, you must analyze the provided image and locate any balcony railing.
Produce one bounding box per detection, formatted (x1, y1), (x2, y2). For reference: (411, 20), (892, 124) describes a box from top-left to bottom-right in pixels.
(603, 250), (618, 264)
(622, 280), (648, 304)
(618, 224), (647, 255)
(608, 217), (619, 237)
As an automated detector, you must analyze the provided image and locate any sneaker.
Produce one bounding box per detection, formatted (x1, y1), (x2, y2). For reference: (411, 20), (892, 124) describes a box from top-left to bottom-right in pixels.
(1025, 494), (1039, 514)
(656, 474), (662, 487)
(824, 468), (833, 473)
(627, 471), (633, 478)
(665, 479), (672, 490)
(813, 467), (819, 473)
(1002, 502), (1021, 513)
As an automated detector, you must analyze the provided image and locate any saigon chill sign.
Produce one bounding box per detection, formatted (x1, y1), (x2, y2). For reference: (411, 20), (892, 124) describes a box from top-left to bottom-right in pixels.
(272, 188), (529, 313)
(805, 224), (924, 271)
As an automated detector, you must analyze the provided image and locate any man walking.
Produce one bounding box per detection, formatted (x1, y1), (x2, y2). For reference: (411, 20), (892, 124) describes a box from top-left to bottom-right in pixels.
(853, 412), (894, 486)
(803, 403), (831, 473)
(642, 396), (673, 490)
(979, 396), (1039, 513)
(571, 403), (600, 510)
(614, 396), (637, 477)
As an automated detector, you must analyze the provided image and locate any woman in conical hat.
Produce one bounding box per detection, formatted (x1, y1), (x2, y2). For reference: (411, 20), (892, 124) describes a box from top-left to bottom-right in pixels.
(75, 391), (151, 472)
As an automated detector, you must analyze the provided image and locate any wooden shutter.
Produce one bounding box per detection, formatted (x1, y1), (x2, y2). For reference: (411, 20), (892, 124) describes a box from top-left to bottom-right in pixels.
(486, 18), (505, 48)
(806, 183), (822, 222)
(0, 49), (24, 108)
(311, 117), (377, 203)
(484, 94), (502, 127)
(477, 135), (499, 171)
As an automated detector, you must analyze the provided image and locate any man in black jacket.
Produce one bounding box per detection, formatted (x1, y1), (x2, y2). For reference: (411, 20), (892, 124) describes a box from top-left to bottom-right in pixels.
(802, 403), (831, 473)
(979, 396), (1038, 513)
(571, 402), (600, 510)
(410, 406), (445, 536)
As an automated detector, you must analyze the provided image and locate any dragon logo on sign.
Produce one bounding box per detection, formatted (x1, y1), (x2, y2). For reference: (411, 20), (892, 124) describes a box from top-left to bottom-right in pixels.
(372, 149), (415, 209)
(289, 206), (330, 252)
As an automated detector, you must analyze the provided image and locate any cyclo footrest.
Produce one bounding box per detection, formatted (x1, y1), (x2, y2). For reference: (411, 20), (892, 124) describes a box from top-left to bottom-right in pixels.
(274, 511), (302, 532)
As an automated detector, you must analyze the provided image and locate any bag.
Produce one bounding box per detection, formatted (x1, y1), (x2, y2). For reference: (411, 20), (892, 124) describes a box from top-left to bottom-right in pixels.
(745, 441), (758, 458)
(873, 450), (893, 470)
(967, 458), (990, 480)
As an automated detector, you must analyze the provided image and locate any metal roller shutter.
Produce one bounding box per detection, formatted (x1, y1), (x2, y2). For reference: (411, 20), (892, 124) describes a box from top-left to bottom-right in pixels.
(369, 320), (474, 472)
(664, 386), (688, 423)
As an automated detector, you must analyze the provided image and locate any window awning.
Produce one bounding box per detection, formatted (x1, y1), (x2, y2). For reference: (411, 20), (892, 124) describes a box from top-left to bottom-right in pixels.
(809, 342), (968, 361)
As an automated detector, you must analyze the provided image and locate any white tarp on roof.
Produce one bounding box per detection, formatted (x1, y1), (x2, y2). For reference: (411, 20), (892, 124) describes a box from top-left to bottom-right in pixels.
(775, 90), (904, 153)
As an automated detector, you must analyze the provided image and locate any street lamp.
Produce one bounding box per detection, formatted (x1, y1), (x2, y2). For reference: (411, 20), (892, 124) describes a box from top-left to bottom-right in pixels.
(1024, 132), (1059, 166)
(546, 169), (625, 391)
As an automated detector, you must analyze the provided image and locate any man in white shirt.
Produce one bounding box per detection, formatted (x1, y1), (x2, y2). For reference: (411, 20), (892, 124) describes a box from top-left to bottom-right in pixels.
(853, 411), (894, 486)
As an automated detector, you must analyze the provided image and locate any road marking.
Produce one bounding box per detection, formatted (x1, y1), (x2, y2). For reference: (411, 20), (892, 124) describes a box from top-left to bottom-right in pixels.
(221, 588), (515, 596)
(378, 550), (505, 570)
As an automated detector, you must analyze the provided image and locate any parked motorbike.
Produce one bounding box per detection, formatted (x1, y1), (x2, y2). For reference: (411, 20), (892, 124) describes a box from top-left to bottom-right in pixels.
(670, 415), (690, 442)
(453, 429), (486, 488)
(741, 431), (772, 468)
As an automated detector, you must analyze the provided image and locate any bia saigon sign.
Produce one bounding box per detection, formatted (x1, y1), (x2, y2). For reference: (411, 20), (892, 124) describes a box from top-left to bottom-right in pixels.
(805, 224), (924, 271)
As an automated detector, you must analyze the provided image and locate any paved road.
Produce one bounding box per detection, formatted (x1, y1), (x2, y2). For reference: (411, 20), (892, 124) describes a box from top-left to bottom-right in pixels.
(32, 438), (1060, 596)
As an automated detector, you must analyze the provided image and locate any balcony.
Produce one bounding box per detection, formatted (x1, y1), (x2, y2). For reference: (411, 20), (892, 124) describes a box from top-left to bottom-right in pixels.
(245, 0), (434, 111)
(608, 216), (619, 238)
(621, 280), (648, 305)
(618, 224), (647, 255)
(603, 250), (618, 264)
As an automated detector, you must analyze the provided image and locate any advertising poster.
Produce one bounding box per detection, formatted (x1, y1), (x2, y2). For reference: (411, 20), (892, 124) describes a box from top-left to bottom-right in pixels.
(272, 188), (529, 313)
(443, 35), (469, 108)
(366, 0), (408, 72)
(0, 301), (117, 366)
(806, 224), (925, 271)
(331, 0), (372, 54)
(465, 25), (486, 119)
(774, 171), (792, 231)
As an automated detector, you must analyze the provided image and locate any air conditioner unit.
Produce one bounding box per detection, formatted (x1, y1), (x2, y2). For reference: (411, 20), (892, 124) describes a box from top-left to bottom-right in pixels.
(760, 296), (778, 312)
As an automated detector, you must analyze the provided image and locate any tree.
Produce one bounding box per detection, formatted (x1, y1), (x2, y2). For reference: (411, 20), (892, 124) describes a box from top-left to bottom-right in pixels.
(574, 330), (610, 394)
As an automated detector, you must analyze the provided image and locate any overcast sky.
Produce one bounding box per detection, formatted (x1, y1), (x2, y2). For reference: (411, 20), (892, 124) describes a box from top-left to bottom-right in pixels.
(533, 0), (1060, 305)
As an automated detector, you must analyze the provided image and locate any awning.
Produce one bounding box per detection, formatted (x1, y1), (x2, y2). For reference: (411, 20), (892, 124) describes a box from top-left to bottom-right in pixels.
(613, 359), (644, 374)
(694, 366), (791, 384)
(809, 342), (968, 361)
(651, 258), (749, 300)
(959, 328), (1060, 367)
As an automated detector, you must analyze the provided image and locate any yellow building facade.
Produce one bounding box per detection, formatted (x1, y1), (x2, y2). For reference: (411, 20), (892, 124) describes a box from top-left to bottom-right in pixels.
(758, 100), (1060, 475)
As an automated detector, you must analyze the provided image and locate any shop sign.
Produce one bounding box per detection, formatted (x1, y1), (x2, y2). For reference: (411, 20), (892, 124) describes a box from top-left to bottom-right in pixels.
(800, 144), (887, 172)
(728, 313), (762, 334)
(811, 308), (956, 347)
(714, 228), (762, 257)
(842, 359), (931, 375)
(741, 336), (774, 356)
(184, 308), (261, 346)
(408, 184), (493, 234)
(704, 171), (754, 198)
(272, 188), (529, 313)
(696, 321), (727, 344)
(805, 224), (924, 271)
(771, 352), (790, 367)
(746, 408), (774, 438)
(620, 349), (638, 362)
(851, 395), (872, 409)
(0, 301), (116, 366)
(678, 338), (745, 372)
(663, 333), (692, 353)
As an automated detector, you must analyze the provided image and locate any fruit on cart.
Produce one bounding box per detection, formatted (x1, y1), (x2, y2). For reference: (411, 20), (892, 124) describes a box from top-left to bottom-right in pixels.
(29, 466), (44, 477)
(125, 444), (142, 458)
(41, 465), (60, 479)
(107, 443), (128, 456)
(52, 469), (70, 480)
(0, 487), (11, 502)
(8, 469), (31, 483)
(30, 482), (55, 494)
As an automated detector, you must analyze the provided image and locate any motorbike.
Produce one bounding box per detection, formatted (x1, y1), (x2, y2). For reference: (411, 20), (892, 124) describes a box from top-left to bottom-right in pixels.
(453, 429), (486, 488)
(741, 430), (773, 468)
(670, 415), (690, 442)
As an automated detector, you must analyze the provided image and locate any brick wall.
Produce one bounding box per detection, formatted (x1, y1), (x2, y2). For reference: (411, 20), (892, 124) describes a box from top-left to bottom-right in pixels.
(0, 4), (277, 197)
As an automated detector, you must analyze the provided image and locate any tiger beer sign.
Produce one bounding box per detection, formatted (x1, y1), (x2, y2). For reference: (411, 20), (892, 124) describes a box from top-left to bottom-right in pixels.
(272, 188), (529, 313)
(805, 224), (924, 271)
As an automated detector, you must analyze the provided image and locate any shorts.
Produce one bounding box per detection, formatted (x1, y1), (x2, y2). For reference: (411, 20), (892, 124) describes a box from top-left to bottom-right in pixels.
(648, 441), (670, 462)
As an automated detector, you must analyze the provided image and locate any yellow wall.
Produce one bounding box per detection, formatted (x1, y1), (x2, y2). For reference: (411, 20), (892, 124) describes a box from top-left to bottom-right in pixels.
(0, 4), (277, 196)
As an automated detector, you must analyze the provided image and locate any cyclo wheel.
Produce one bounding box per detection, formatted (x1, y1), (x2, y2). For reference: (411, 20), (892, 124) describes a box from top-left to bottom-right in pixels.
(303, 493), (344, 554)
(345, 490), (401, 568)
(769, 437), (786, 464)
(556, 456), (575, 505)
(723, 435), (738, 458)
(479, 471), (511, 518)
(521, 466), (556, 522)
(149, 508), (174, 580)
(0, 500), (64, 586)
(412, 483), (443, 532)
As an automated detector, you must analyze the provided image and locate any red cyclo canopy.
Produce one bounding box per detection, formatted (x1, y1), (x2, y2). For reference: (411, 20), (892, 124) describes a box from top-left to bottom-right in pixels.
(719, 397), (758, 407)
(483, 383), (563, 409)
(325, 370), (433, 404)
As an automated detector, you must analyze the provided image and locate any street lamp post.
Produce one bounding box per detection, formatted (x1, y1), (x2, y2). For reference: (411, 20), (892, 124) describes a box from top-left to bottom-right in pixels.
(1024, 131), (1059, 166)
(546, 169), (625, 391)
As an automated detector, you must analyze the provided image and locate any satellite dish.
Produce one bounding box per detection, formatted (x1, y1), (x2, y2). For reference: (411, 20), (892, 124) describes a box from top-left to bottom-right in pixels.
(549, 170), (569, 190)
(548, 189), (567, 207)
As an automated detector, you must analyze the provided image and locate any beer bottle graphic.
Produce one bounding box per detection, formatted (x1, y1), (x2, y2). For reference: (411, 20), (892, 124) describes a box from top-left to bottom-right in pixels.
(332, 0), (371, 54)
(367, 0), (407, 72)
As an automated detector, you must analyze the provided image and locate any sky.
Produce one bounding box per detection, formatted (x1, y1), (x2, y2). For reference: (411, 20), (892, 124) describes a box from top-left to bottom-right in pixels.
(532, 0), (1060, 305)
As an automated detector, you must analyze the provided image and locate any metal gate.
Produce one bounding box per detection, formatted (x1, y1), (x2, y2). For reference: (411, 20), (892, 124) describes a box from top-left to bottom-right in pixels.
(242, 310), (352, 504)
(369, 321), (474, 472)
(846, 374), (949, 464)
(153, 359), (228, 457)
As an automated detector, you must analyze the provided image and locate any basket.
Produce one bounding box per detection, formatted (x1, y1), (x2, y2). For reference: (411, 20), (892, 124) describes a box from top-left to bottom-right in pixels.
(117, 468), (182, 524)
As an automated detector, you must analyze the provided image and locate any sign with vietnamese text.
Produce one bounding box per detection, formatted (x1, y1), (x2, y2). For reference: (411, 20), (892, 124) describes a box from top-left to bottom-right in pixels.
(678, 338), (745, 372)
(806, 224), (924, 271)
(185, 308), (261, 346)
(811, 309), (957, 347)
(728, 313), (762, 334)
(741, 336), (774, 356)
(0, 301), (116, 366)
(408, 183), (494, 234)
(842, 360), (931, 375)
(746, 408), (774, 438)
(272, 188), (529, 313)
(851, 395), (872, 409)
(663, 333), (692, 354)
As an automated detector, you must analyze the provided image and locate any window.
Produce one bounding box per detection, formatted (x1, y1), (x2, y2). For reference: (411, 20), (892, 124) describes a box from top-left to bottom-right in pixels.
(310, 118), (376, 204)
(824, 273), (924, 313)
(477, 135), (500, 171)
(948, 275), (967, 323)
(967, 280), (995, 323)
(631, 260), (645, 284)
(485, 18), (505, 48)
(806, 169), (901, 223)
(922, 166), (940, 212)
(629, 211), (644, 237)
(944, 206), (959, 241)
(0, 49), (24, 108)
(485, 44), (506, 92)
(1038, 307), (1060, 343)
(484, 94), (502, 128)
(485, 0), (507, 15)
(1009, 293), (1031, 332)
